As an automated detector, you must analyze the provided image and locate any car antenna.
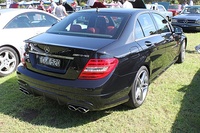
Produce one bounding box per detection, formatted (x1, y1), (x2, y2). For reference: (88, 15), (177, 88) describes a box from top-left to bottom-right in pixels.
(96, 7), (99, 12)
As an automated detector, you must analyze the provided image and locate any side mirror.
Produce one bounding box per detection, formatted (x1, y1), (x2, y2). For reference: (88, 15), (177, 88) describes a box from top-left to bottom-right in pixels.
(173, 26), (183, 34)
(173, 26), (183, 41)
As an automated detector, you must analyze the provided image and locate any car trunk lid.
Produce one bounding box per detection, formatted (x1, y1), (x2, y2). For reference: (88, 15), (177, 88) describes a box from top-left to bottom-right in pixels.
(24, 33), (115, 79)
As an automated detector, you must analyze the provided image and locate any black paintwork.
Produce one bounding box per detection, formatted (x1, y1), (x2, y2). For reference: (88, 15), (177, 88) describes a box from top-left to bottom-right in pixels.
(16, 8), (186, 111)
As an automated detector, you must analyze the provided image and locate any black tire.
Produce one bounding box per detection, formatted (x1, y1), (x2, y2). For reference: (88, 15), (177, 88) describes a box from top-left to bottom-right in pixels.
(0, 46), (19, 77)
(126, 66), (149, 108)
(176, 39), (186, 63)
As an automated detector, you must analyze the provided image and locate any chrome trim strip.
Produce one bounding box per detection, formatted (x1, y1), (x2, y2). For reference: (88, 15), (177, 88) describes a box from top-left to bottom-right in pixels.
(29, 51), (74, 60)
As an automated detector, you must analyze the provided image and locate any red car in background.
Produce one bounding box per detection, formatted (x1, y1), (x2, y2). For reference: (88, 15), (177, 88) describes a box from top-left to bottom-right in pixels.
(168, 4), (182, 16)
(9, 3), (19, 8)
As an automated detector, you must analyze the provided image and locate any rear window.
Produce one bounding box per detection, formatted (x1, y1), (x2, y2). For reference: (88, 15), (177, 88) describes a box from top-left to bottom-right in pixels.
(47, 12), (130, 39)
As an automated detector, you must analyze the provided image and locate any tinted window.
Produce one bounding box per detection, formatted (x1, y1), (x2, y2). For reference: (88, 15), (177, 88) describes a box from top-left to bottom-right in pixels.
(47, 12), (130, 39)
(182, 7), (200, 14)
(158, 6), (165, 11)
(152, 13), (170, 33)
(135, 20), (144, 40)
(137, 13), (156, 37)
(5, 12), (59, 28)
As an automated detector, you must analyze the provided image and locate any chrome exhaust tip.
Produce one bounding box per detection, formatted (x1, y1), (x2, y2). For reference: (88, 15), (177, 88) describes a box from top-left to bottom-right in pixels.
(68, 104), (77, 111)
(19, 88), (30, 95)
(68, 104), (89, 113)
(77, 107), (89, 113)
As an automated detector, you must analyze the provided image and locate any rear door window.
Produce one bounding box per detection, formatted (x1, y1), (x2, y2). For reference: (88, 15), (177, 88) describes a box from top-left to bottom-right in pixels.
(152, 13), (170, 33)
(137, 13), (156, 37)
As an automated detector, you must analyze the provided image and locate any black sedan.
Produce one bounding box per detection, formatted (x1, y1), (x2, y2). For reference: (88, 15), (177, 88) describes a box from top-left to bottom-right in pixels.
(171, 5), (200, 31)
(16, 8), (187, 113)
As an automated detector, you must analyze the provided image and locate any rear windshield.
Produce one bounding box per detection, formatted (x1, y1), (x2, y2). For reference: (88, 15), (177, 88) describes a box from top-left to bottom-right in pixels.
(47, 12), (130, 39)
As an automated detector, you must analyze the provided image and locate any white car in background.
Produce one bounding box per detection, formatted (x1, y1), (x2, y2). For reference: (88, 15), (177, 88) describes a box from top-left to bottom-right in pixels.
(146, 4), (173, 21)
(0, 9), (60, 77)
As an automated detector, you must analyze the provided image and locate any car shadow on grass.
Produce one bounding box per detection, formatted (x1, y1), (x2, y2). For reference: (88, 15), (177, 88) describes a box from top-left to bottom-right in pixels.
(0, 76), (130, 129)
(171, 68), (200, 132)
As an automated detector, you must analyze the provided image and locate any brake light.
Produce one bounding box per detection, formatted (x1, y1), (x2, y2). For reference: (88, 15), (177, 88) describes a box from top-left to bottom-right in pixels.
(78, 58), (119, 80)
(21, 53), (26, 67)
(21, 43), (30, 67)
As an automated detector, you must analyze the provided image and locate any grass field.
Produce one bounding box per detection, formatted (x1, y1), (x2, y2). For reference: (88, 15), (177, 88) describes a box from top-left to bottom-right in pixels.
(0, 33), (200, 133)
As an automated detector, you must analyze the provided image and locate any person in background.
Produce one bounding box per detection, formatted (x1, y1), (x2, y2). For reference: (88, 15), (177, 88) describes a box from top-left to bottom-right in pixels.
(55, 0), (68, 19)
(122, 0), (133, 8)
(37, 0), (46, 11)
(189, 0), (193, 6)
(110, 0), (122, 8)
(182, 0), (188, 9)
(103, 0), (108, 5)
(50, 0), (57, 15)
(88, 0), (106, 8)
(71, 0), (78, 10)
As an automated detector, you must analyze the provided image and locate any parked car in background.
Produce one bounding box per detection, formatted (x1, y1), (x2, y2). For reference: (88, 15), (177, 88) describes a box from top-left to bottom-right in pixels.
(0, 9), (60, 77)
(17, 8), (187, 113)
(195, 44), (200, 53)
(146, 4), (173, 21)
(171, 5), (200, 31)
(9, 2), (19, 8)
(168, 4), (182, 16)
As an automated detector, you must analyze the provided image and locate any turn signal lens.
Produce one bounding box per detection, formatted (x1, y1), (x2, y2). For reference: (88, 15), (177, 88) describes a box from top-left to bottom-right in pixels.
(21, 43), (31, 67)
(78, 58), (119, 80)
(21, 53), (27, 67)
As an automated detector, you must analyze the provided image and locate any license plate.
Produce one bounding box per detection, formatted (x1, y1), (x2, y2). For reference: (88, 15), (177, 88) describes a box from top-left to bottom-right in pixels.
(39, 56), (61, 67)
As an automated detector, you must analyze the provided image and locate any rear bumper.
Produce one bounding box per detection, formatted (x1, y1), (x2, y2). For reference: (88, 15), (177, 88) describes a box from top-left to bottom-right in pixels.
(16, 64), (134, 111)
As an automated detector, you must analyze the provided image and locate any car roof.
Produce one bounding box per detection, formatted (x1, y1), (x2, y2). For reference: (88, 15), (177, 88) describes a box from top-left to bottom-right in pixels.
(0, 9), (59, 28)
(0, 8), (54, 16)
(77, 8), (150, 14)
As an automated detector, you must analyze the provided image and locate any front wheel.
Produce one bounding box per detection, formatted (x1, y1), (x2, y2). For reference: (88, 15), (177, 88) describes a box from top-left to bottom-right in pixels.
(176, 39), (186, 63)
(0, 47), (19, 77)
(126, 66), (149, 108)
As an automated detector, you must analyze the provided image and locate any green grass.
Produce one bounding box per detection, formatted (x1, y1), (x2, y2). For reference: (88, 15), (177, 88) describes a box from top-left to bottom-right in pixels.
(1, 33), (200, 133)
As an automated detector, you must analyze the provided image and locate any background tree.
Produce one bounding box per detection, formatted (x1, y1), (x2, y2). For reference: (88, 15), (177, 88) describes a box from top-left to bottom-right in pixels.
(0, 0), (5, 3)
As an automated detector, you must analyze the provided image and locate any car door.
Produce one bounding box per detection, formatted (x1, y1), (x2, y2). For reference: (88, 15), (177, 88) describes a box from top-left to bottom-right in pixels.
(2, 12), (58, 54)
(134, 13), (166, 80)
(151, 13), (178, 67)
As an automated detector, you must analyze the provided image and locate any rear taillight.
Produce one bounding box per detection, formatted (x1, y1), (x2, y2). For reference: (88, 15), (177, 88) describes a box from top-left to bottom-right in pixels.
(78, 58), (119, 80)
(21, 53), (26, 67)
(21, 43), (30, 67)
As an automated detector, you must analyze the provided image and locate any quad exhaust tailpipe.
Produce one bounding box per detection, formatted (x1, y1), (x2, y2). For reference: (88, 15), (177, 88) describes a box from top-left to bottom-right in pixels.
(19, 87), (30, 95)
(68, 104), (89, 113)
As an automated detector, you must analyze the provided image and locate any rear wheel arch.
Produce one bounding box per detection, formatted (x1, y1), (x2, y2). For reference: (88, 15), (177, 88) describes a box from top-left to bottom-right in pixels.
(126, 65), (150, 108)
